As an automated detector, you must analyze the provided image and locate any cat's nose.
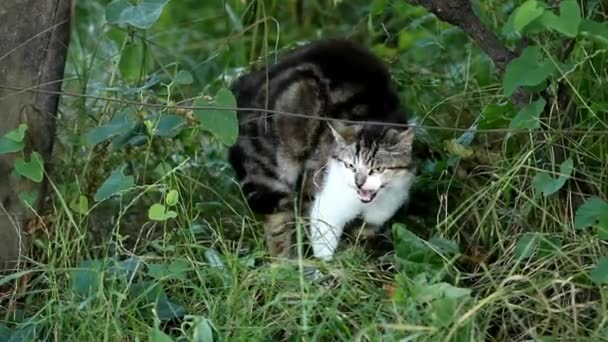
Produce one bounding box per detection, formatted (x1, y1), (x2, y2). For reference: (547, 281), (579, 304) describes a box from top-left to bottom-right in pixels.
(355, 174), (366, 188)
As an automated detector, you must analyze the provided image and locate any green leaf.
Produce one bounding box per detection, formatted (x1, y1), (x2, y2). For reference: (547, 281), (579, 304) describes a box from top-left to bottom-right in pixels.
(540, 0), (581, 37)
(515, 233), (539, 259)
(146, 114), (185, 138)
(596, 214), (608, 240)
(165, 190), (179, 207)
(148, 260), (189, 281)
(503, 47), (556, 96)
(106, 0), (170, 29)
(193, 88), (239, 146)
(4, 124), (28, 143)
(148, 327), (174, 342)
(188, 316), (215, 342)
(580, 19), (608, 44)
(428, 236), (460, 255)
(512, 0), (545, 34)
(591, 257), (608, 285)
(119, 42), (151, 83)
(532, 158), (574, 197)
(174, 70), (194, 85)
(148, 203), (177, 221)
(509, 98), (546, 131)
(93, 167), (135, 202)
(108, 257), (142, 279)
(132, 281), (186, 321)
(15, 152), (44, 183)
(0, 138), (24, 154)
(70, 195), (89, 214)
(371, 0), (388, 15)
(147, 263), (169, 279)
(18, 190), (38, 207)
(70, 260), (102, 298)
(393, 224), (446, 280)
(0, 123), (28, 154)
(406, 274), (471, 304)
(86, 111), (136, 146)
(479, 103), (516, 129)
(157, 299), (187, 321)
(538, 236), (562, 258)
(574, 196), (608, 229)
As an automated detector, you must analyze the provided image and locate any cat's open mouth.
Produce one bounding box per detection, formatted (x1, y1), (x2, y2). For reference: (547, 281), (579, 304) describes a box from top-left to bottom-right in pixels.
(357, 189), (378, 203)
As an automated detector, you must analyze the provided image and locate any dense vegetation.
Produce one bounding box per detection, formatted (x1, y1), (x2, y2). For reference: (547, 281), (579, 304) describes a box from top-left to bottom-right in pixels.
(1, 0), (608, 340)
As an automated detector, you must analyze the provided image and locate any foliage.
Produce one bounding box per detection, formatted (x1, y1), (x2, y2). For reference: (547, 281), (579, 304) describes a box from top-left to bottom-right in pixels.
(2, 0), (608, 340)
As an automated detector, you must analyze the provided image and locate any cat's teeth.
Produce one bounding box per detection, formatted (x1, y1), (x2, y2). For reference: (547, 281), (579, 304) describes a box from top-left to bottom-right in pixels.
(357, 189), (377, 203)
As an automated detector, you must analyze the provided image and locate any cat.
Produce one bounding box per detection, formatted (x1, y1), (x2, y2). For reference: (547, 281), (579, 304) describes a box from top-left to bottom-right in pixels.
(228, 39), (416, 260)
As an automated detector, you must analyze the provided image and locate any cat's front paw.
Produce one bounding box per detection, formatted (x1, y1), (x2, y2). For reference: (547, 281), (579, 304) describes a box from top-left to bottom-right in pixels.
(311, 243), (336, 261)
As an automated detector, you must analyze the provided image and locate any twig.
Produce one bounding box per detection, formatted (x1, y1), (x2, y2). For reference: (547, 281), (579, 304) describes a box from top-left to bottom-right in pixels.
(1, 83), (607, 136)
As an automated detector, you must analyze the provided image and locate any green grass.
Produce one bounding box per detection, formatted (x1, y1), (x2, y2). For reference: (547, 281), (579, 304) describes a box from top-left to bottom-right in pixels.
(2, 0), (608, 341)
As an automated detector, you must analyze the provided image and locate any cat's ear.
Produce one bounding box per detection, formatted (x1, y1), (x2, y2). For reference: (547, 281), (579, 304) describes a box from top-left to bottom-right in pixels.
(391, 127), (415, 151)
(328, 121), (349, 146)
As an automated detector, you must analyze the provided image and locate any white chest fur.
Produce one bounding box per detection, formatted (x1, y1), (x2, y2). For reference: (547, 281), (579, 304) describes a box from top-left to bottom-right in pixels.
(309, 160), (414, 260)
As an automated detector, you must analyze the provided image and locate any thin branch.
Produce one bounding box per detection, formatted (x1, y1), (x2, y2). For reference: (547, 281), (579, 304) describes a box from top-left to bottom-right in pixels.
(1, 83), (607, 136)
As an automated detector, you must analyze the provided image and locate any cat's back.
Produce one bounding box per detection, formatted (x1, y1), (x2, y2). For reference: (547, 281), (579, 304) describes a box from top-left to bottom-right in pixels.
(265, 39), (392, 87)
(231, 39), (399, 114)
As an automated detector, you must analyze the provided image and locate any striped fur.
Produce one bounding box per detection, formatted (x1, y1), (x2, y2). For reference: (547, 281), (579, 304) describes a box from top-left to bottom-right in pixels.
(228, 39), (413, 258)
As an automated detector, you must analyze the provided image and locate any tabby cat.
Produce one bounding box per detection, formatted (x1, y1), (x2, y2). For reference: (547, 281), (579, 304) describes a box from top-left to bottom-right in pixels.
(228, 39), (416, 260)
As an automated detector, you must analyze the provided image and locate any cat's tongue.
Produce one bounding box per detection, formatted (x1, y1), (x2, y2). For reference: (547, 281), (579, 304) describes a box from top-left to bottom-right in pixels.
(357, 189), (377, 203)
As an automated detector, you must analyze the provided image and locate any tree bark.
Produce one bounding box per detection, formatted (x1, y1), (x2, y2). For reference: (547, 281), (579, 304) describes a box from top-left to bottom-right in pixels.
(0, 0), (72, 271)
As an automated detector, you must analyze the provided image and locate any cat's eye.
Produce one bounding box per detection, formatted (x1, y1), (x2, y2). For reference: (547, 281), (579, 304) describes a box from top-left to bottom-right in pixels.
(343, 161), (355, 170)
(370, 166), (385, 174)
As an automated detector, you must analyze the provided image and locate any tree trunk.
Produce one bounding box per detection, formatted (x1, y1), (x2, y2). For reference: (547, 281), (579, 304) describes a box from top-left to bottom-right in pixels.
(0, 0), (71, 271)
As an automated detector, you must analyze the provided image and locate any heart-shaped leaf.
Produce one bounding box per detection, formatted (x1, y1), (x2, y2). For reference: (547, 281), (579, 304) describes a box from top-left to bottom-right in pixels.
(19, 190), (39, 207)
(503, 47), (556, 96)
(148, 260), (189, 281)
(580, 19), (608, 44)
(371, 0), (388, 15)
(187, 316), (215, 342)
(146, 115), (185, 138)
(538, 236), (562, 258)
(0, 138), (24, 154)
(512, 0), (545, 34)
(86, 111), (137, 146)
(70, 195), (89, 214)
(70, 260), (102, 298)
(532, 158), (574, 197)
(174, 70), (194, 85)
(148, 327), (174, 342)
(509, 98), (546, 132)
(515, 233), (539, 259)
(0, 123), (28, 154)
(4, 124), (28, 143)
(540, 0), (581, 37)
(574, 197), (608, 229)
(596, 215), (608, 240)
(93, 167), (135, 202)
(591, 257), (608, 285)
(193, 88), (239, 146)
(148, 203), (177, 221)
(131, 281), (186, 322)
(118, 41), (155, 83)
(165, 190), (179, 206)
(15, 152), (44, 183)
(106, 0), (169, 29)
